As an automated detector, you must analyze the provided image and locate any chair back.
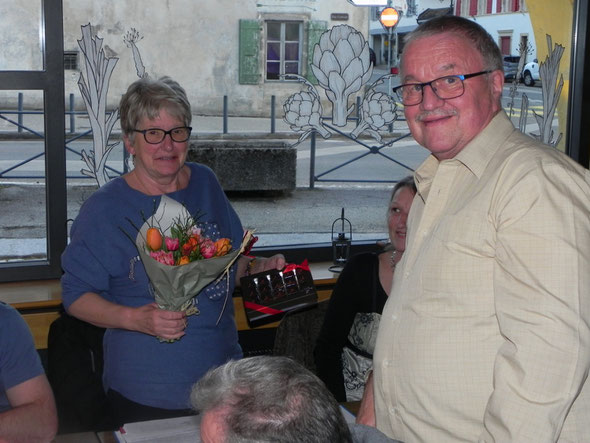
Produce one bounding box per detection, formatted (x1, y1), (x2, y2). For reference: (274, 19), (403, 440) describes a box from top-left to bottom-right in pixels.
(272, 301), (329, 374)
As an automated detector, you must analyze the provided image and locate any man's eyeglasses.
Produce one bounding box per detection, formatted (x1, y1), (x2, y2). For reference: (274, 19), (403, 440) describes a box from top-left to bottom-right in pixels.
(132, 126), (192, 144)
(392, 70), (492, 106)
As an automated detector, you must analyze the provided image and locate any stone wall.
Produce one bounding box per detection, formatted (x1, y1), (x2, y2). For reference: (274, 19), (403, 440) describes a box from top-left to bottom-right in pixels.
(188, 140), (296, 193)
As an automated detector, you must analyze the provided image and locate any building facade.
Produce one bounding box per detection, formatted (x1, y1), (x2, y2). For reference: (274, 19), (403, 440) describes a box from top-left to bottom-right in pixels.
(1, 0), (369, 116)
(368, 0), (536, 69)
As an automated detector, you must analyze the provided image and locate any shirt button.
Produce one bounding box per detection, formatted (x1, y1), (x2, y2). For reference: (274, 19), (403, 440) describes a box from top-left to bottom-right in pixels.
(383, 359), (394, 368)
(391, 313), (397, 321)
(389, 406), (398, 416)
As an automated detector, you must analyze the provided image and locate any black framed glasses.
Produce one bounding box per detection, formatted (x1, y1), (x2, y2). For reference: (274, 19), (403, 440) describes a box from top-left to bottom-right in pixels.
(132, 126), (192, 144)
(392, 70), (492, 106)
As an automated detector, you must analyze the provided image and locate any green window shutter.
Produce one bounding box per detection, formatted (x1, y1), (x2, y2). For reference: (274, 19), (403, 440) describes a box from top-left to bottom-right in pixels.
(305, 20), (328, 85)
(239, 19), (261, 84)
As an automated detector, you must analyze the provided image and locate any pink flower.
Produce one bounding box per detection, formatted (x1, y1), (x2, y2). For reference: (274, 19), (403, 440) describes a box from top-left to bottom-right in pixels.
(191, 226), (202, 237)
(200, 239), (217, 259)
(165, 237), (179, 251)
(150, 250), (175, 266)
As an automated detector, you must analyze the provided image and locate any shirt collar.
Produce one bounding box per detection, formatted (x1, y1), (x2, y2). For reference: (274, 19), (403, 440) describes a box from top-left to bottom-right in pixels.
(414, 110), (515, 200)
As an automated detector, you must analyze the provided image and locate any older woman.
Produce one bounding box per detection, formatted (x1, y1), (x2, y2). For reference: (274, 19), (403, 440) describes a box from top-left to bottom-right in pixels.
(60, 76), (284, 425)
(314, 176), (416, 402)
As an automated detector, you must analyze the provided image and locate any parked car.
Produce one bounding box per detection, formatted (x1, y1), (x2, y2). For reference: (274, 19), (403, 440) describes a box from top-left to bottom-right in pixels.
(503, 55), (520, 80)
(521, 59), (540, 86)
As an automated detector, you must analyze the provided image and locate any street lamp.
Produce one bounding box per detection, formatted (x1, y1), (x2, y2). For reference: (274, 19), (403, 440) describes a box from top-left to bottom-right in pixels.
(380, 7), (400, 93)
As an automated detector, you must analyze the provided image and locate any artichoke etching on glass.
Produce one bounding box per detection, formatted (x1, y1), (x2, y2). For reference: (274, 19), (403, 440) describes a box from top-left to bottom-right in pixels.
(311, 24), (373, 127)
(283, 75), (331, 145)
(283, 24), (399, 146)
(350, 76), (398, 143)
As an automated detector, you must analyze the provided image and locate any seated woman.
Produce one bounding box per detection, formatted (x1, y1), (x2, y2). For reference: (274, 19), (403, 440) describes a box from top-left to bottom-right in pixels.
(314, 176), (416, 402)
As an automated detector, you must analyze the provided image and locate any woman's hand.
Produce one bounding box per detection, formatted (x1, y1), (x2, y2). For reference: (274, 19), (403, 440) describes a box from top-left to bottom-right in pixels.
(131, 303), (187, 340)
(255, 254), (287, 273)
(67, 292), (187, 340)
(236, 254), (287, 285)
(356, 371), (376, 427)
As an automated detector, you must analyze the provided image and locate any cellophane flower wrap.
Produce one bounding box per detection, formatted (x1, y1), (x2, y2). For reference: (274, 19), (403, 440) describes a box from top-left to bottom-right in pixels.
(134, 195), (253, 325)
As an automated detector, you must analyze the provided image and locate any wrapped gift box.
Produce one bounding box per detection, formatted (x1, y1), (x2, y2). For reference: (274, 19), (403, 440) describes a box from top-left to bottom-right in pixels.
(240, 262), (318, 327)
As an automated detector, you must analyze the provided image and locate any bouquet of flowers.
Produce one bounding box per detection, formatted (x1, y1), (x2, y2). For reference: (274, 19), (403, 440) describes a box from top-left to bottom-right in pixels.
(127, 195), (253, 339)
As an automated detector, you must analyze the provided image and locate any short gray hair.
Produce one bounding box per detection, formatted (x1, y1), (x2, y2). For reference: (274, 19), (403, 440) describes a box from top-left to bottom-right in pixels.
(119, 76), (192, 140)
(191, 356), (352, 443)
(403, 15), (503, 74)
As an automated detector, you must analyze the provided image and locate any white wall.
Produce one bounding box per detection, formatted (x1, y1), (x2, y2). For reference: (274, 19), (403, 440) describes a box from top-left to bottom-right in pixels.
(1, 0), (369, 117)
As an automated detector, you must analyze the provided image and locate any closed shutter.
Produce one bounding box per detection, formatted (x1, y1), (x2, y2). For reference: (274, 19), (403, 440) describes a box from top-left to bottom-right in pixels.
(487, 0), (492, 14)
(305, 20), (328, 85)
(239, 19), (261, 84)
(469, 0), (478, 16)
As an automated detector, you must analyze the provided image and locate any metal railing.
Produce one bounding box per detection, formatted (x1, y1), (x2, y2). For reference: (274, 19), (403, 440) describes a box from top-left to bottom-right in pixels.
(1, 93), (413, 185)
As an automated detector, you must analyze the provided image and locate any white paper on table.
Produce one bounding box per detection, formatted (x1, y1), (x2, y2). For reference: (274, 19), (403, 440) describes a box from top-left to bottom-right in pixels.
(114, 415), (200, 443)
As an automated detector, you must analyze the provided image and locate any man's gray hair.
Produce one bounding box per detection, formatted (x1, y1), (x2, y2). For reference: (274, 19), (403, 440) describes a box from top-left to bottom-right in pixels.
(403, 15), (503, 74)
(191, 356), (352, 443)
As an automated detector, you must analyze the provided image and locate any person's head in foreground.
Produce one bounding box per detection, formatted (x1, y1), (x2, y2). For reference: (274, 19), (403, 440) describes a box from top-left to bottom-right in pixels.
(393, 15), (504, 160)
(191, 356), (352, 443)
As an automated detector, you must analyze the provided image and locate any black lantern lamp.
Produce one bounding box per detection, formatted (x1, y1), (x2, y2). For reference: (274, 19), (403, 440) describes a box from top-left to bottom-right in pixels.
(330, 208), (352, 272)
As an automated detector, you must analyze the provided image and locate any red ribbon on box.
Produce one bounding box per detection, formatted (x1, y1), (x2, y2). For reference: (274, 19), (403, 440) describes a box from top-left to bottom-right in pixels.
(283, 259), (310, 273)
(243, 301), (284, 315)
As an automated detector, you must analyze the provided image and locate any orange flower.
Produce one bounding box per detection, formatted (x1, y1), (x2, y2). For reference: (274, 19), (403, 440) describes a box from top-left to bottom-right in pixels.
(181, 236), (200, 256)
(176, 256), (190, 266)
(214, 238), (232, 257)
(146, 227), (163, 251)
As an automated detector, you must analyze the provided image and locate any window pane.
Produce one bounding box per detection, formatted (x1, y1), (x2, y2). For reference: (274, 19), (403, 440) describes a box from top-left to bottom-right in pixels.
(267, 22), (281, 40)
(266, 61), (280, 79)
(285, 61), (299, 74)
(285, 23), (300, 41)
(267, 42), (280, 61)
(285, 43), (299, 61)
(0, 90), (47, 262)
(0, 2), (43, 71)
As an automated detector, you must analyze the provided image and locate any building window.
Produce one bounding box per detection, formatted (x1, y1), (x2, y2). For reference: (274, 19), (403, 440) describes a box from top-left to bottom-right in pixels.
(266, 21), (302, 81)
(64, 51), (78, 70)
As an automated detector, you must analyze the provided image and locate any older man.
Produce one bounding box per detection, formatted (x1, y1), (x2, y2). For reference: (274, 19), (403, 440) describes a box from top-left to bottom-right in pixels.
(0, 301), (58, 442)
(191, 356), (397, 443)
(358, 16), (590, 443)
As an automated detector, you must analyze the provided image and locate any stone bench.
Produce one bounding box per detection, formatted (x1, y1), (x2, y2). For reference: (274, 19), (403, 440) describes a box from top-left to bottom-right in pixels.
(187, 140), (296, 193)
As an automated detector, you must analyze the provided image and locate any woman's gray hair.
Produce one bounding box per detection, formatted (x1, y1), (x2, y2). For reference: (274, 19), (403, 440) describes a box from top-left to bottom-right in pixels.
(191, 356), (352, 443)
(402, 15), (503, 73)
(119, 76), (192, 141)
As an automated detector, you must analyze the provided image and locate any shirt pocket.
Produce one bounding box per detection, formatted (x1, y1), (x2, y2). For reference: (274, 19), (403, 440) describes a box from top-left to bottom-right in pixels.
(417, 210), (496, 318)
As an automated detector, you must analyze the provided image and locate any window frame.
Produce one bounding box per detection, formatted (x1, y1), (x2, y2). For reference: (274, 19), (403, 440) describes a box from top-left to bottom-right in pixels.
(265, 20), (303, 82)
(63, 51), (78, 70)
(0, 0), (588, 283)
(0, 0), (67, 282)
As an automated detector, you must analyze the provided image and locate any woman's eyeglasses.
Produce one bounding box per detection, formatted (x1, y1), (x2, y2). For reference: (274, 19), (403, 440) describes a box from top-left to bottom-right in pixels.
(132, 126), (192, 144)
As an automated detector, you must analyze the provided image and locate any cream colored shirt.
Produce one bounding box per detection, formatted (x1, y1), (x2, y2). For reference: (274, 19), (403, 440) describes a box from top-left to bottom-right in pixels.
(373, 111), (590, 443)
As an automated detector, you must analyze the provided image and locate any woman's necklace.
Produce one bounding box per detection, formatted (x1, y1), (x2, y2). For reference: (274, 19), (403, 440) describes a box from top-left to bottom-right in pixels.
(390, 249), (398, 270)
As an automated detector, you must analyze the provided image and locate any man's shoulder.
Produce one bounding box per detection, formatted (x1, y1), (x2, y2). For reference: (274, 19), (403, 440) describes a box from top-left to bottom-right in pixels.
(497, 129), (588, 177)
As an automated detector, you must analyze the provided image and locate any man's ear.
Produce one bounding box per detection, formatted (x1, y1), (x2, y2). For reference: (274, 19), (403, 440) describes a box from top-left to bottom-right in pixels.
(200, 409), (227, 443)
(490, 69), (505, 100)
